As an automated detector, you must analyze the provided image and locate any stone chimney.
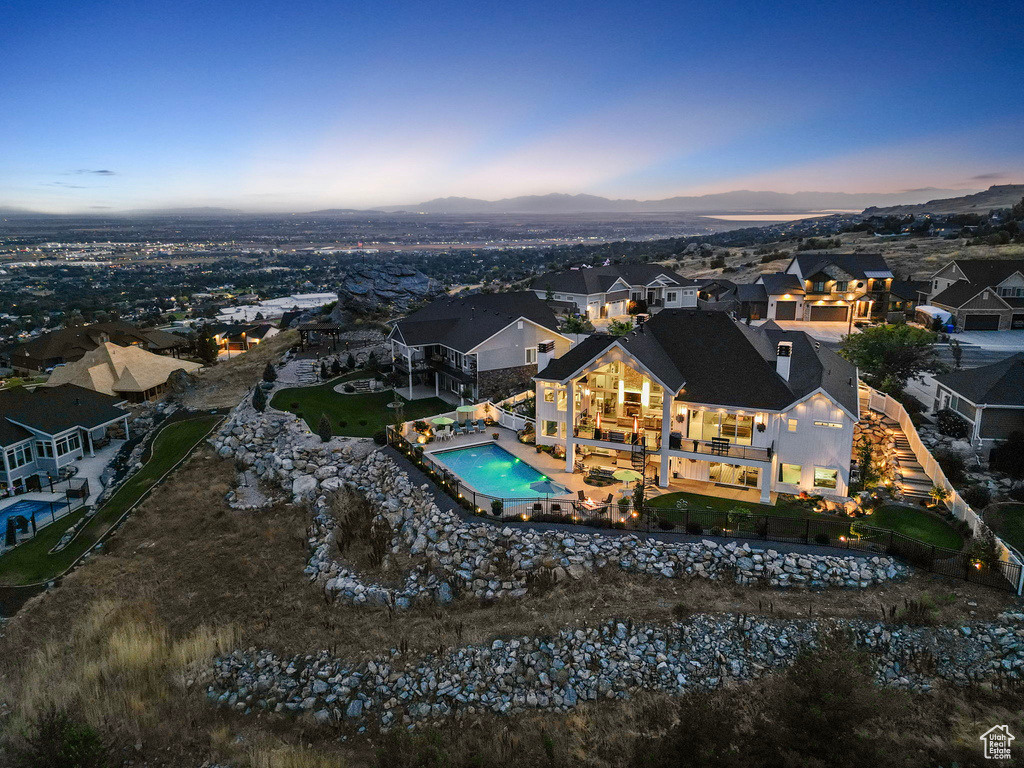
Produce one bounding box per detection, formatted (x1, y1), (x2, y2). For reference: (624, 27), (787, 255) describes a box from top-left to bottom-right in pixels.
(776, 341), (793, 381)
(537, 339), (556, 372)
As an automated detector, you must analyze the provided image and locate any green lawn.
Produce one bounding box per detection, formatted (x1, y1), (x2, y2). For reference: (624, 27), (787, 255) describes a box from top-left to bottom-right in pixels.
(0, 415), (221, 585)
(646, 491), (964, 550)
(983, 503), (1024, 554)
(271, 378), (451, 437)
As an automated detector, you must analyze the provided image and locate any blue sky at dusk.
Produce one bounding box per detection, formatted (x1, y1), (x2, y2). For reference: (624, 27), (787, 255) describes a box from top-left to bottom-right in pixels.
(2, 0), (1022, 212)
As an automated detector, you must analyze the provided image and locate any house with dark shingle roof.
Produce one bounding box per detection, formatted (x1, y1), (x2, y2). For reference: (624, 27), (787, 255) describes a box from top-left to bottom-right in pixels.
(784, 253), (894, 322)
(11, 321), (189, 373)
(933, 353), (1024, 446)
(531, 264), (697, 320)
(534, 310), (858, 502)
(0, 384), (130, 494)
(926, 259), (1024, 331)
(388, 292), (572, 402)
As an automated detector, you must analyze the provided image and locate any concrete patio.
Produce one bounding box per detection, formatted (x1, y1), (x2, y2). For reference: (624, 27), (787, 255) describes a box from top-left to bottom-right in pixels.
(0, 438), (125, 513)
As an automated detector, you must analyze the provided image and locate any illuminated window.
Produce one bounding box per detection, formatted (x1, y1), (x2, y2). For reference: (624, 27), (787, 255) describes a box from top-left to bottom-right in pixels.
(543, 389), (554, 403)
(778, 463), (801, 484)
(813, 420), (843, 429)
(788, 419), (798, 432)
(814, 467), (838, 489)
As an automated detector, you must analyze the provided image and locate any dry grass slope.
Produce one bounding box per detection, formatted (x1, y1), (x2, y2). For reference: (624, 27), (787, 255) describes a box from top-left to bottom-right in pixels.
(180, 329), (298, 410)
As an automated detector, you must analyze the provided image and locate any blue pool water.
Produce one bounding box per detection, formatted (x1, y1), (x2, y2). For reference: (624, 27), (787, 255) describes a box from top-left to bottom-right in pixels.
(433, 443), (557, 498)
(0, 499), (64, 533)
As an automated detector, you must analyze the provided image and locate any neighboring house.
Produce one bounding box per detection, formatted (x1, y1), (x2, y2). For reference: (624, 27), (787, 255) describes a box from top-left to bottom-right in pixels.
(887, 279), (928, 318)
(927, 259), (1024, 331)
(531, 264), (698, 320)
(11, 320), (189, 373)
(0, 384), (130, 495)
(696, 279), (737, 312)
(534, 310), (859, 502)
(932, 353), (1024, 447)
(203, 322), (280, 353)
(783, 253), (895, 322)
(389, 292), (572, 402)
(753, 273), (806, 321)
(44, 342), (202, 402)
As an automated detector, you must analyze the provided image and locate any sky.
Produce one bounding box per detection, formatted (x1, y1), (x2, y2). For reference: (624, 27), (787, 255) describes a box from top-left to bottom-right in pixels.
(1, 0), (1023, 213)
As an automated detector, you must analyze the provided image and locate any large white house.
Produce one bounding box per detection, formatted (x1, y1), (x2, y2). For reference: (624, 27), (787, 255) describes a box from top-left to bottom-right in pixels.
(531, 264), (698, 320)
(534, 310), (859, 502)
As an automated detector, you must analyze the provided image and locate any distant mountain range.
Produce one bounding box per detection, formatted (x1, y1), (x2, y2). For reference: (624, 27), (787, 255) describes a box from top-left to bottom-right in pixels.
(862, 184), (1024, 216)
(339, 188), (980, 215)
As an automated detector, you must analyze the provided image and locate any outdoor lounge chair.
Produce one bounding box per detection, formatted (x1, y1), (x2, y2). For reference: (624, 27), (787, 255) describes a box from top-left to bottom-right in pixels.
(532, 503), (543, 514)
(475, 419), (486, 433)
(551, 504), (562, 514)
(454, 424), (466, 436)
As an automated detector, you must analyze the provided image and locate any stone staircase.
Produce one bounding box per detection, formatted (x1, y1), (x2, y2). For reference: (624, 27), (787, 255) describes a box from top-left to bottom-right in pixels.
(859, 395), (932, 501)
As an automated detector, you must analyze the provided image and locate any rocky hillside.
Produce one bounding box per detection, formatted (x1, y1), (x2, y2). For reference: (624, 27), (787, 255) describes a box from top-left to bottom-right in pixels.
(864, 184), (1024, 216)
(334, 264), (439, 316)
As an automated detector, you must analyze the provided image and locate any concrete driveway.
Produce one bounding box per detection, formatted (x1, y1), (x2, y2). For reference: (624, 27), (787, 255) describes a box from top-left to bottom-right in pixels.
(752, 320), (856, 343)
(948, 329), (1024, 351)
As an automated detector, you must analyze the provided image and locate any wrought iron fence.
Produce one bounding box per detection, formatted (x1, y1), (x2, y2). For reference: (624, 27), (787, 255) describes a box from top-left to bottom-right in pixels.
(385, 426), (1023, 593)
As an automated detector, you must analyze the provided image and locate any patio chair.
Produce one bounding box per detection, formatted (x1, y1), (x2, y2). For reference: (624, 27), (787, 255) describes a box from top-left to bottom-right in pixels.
(577, 490), (587, 502)
(454, 424), (466, 437)
(551, 504), (562, 514)
(532, 503), (543, 514)
(475, 419), (486, 433)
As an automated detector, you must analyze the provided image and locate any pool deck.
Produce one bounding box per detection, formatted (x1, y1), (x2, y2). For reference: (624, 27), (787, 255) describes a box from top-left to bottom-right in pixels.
(0, 439), (124, 513)
(419, 425), (772, 507)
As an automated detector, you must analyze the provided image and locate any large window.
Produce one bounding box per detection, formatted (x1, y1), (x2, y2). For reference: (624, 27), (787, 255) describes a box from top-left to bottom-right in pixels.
(709, 462), (759, 488)
(778, 463), (801, 485)
(687, 410), (753, 445)
(5, 443), (33, 470)
(543, 420), (559, 437)
(814, 467), (838, 489)
(35, 440), (54, 459)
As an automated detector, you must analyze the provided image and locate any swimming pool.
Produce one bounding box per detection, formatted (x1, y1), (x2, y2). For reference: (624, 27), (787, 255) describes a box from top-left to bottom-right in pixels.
(0, 499), (65, 534)
(432, 443), (560, 498)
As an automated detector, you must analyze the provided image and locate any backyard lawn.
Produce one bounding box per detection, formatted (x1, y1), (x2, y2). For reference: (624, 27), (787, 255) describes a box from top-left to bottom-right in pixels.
(271, 379), (451, 437)
(0, 415), (221, 585)
(646, 491), (964, 550)
(983, 503), (1024, 554)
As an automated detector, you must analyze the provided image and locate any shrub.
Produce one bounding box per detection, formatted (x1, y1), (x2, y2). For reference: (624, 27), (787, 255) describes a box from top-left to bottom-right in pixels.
(343, 383), (355, 393)
(338, 420), (347, 428)
(251, 385), (266, 413)
(8, 706), (109, 768)
(317, 414), (332, 443)
(359, 419), (368, 426)
(814, 532), (830, 545)
(290, 401), (300, 409)
(989, 432), (1024, 478)
(935, 408), (969, 439)
(685, 521), (702, 535)
(490, 499), (503, 516)
(934, 449), (965, 485)
(262, 361), (277, 383)
(961, 484), (991, 510)
(372, 429), (387, 446)
(657, 518), (675, 531)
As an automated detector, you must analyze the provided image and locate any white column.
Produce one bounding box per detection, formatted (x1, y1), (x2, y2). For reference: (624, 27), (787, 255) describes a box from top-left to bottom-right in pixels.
(564, 380), (575, 473)
(659, 396), (671, 487)
(87, 430), (94, 457)
(123, 416), (130, 441)
(758, 463), (771, 503)
(407, 349), (414, 400)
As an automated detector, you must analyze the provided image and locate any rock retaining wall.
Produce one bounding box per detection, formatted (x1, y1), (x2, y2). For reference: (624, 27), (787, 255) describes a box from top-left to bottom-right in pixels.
(210, 402), (910, 611)
(206, 611), (1024, 730)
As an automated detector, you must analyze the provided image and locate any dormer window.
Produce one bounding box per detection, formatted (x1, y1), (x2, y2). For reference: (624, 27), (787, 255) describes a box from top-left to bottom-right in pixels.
(811, 280), (826, 293)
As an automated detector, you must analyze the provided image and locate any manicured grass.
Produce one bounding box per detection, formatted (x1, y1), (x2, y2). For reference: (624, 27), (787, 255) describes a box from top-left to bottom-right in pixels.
(0, 415), (220, 585)
(646, 491), (965, 550)
(271, 379), (451, 437)
(983, 503), (1024, 554)
(868, 505), (964, 550)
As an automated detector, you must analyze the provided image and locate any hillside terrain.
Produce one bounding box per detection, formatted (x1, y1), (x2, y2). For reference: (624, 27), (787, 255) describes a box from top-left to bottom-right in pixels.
(863, 184), (1024, 216)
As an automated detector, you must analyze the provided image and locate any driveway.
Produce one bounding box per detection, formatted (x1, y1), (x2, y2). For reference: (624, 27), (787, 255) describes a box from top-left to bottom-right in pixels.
(947, 329), (1024, 351)
(752, 320), (856, 344)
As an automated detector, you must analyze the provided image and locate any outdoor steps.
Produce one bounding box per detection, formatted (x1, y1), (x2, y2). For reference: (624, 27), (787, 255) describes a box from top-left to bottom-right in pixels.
(864, 403), (932, 499)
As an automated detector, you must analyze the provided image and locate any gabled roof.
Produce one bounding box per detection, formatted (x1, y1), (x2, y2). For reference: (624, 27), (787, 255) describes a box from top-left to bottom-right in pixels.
(732, 284), (768, 303)
(931, 280), (1007, 308)
(948, 259), (1024, 287)
(536, 310), (858, 413)
(532, 264), (696, 295)
(889, 279), (929, 301)
(0, 384), (126, 439)
(43, 342), (202, 395)
(391, 292), (563, 353)
(12, 321), (185, 362)
(934, 353), (1024, 407)
(791, 253), (893, 281)
(756, 273), (804, 296)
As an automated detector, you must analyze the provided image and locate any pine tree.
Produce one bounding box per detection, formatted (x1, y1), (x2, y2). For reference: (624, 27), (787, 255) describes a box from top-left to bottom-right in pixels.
(196, 328), (219, 365)
(346, 353), (356, 370)
(317, 414), (332, 442)
(320, 361), (329, 379)
(331, 358), (343, 376)
(262, 362), (277, 383)
(252, 385), (267, 412)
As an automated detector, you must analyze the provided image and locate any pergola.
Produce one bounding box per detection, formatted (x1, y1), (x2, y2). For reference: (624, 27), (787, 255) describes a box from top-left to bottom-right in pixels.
(297, 322), (343, 351)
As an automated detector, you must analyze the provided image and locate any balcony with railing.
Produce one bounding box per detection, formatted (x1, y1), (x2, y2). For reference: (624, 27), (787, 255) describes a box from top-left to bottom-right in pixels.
(393, 354), (431, 375)
(667, 433), (772, 462)
(430, 354), (477, 384)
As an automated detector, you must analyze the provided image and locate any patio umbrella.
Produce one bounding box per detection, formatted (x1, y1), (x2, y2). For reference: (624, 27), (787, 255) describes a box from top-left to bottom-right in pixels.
(456, 405), (475, 424)
(529, 479), (571, 498)
(613, 468), (644, 495)
(432, 416), (455, 426)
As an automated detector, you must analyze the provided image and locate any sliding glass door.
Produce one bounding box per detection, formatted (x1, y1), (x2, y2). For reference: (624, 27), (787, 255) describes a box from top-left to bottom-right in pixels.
(709, 462), (759, 488)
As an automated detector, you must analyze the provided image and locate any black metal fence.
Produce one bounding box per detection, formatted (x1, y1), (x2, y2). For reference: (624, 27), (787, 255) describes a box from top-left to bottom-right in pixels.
(386, 426), (1023, 593)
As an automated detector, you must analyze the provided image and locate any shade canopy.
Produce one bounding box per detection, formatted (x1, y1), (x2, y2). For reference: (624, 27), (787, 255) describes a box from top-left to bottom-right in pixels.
(432, 416), (455, 425)
(529, 479), (571, 497)
(456, 405), (476, 413)
(613, 468), (644, 482)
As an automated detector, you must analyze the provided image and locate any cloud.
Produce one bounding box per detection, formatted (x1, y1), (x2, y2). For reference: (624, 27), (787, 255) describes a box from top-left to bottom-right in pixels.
(70, 169), (117, 176)
(89, 205), (111, 209)
(44, 181), (90, 188)
(968, 172), (1007, 181)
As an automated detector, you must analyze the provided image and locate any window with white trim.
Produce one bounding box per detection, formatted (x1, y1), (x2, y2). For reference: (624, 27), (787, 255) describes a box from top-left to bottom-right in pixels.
(778, 463), (801, 484)
(666, 291), (678, 303)
(55, 433), (81, 457)
(525, 347), (538, 365)
(35, 440), (54, 458)
(5, 443), (33, 469)
(787, 419), (798, 432)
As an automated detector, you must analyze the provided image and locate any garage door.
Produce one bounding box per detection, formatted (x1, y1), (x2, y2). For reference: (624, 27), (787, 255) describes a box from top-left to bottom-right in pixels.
(774, 301), (797, 320)
(809, 305), (848, 322)
(1012, 314), (1024, 330)
(963, 314), (1000, 331)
